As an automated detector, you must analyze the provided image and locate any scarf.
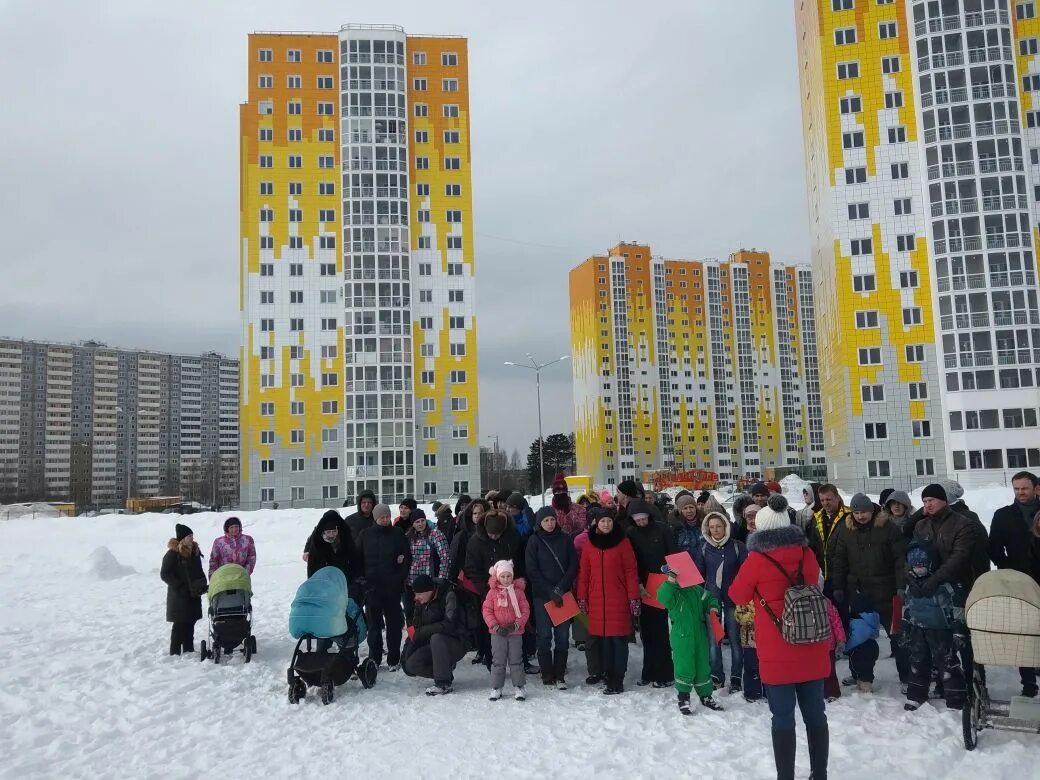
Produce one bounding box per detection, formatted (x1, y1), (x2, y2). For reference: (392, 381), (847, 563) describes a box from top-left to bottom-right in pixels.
(498, 579), (522, 619)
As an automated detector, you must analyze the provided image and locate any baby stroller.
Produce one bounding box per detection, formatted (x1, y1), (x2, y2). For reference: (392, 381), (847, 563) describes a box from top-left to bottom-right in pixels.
(200, 564), (256, 664)
(287, 566), (378, 705)
(962, 569), (1040, 749)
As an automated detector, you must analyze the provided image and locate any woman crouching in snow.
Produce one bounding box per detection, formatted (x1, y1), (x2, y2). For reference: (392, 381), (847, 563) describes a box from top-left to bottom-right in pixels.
(160, 523), (207, 655)
(482, 560), (531, 701)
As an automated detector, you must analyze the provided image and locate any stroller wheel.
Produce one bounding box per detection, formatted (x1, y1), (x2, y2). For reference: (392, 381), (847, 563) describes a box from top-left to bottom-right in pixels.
(249, 635), (257, 655)
(244, 642), (252, 664)
(288, 678), (302, 704)
(359, 657), (379, 689)
(199, 641), (208, 662)
(213, 644), (221, 665)
(320, 682), (334, 705)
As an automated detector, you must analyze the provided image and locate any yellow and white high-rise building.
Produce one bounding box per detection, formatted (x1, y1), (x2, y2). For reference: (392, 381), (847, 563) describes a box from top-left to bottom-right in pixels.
(240, 25), (479, 507)
(570, 243), (825, 485)
(797, 0), (1040, 488)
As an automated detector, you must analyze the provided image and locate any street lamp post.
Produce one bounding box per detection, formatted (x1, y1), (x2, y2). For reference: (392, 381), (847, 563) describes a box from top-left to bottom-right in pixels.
(504, 354), (569, 502)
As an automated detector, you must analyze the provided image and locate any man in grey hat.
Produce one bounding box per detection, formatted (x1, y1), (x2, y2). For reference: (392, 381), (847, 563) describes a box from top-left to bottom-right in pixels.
(356, 503), (410, 670)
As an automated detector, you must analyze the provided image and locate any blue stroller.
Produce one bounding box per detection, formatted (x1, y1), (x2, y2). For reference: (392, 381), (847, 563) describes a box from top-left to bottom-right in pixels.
(287, 566), (377, 704)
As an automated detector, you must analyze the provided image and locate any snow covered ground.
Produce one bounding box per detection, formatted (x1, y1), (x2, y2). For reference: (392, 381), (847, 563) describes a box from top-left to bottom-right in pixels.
(0, 487), (1034, 779)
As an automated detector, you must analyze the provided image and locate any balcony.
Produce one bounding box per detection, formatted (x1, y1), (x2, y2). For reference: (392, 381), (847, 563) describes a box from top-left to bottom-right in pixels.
(915, 15), (961, 35)
(979, 157), (1024, 173)
(964, 10), (1009, 27)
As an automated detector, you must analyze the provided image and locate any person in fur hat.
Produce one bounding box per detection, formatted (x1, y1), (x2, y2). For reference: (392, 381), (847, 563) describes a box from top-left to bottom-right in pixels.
(692, 510), (748, 692)
(160, 524), (207, 655)
(729, 495), (830, 780)
(482, 560), (530, 700)
(208, 517), (256, 575)
(657, 564), (724, 715)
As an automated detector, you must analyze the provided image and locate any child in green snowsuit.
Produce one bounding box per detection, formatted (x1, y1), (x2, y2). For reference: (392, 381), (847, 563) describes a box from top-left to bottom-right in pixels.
(657, 569), (725, 715)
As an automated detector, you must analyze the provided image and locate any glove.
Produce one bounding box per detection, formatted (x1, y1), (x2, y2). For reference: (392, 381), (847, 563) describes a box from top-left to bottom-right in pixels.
(835, 641), (846, 659)
(302, 552), (310, 562)
(629, 599), (641, 617)
(551, 591), (564, 608)
(639, 584), (650, 600)
(578, 599), (589, 614)
(832, 590), (846, 606)
(494, 624), (510, 637)
(631, 614), (641, 635)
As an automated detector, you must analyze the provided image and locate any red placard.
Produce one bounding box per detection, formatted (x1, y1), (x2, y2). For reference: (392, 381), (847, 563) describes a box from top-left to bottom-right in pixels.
(643, 573), (667, 609)
(664, 552), (705, 587)
(708, 611), (725, 643)
(545, 592), (581, 627)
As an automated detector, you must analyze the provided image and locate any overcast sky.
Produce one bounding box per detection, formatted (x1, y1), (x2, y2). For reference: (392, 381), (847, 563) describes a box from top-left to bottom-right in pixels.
(0, 0), (808, 456)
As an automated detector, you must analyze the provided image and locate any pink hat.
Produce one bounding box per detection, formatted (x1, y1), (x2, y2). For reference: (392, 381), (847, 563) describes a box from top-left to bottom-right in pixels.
(489, 559), (514, 578)
(599, 489), (612, 504)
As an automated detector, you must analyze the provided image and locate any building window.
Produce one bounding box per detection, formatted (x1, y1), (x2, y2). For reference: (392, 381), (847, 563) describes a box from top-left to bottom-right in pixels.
(258, 100), (273, 115)
(413, 78), (427, 91)
(834, 27), (857, 45)
(839, 95), (862, 114)
(864, 422), (888, 440)
(881, 55), (901, 74)
(850, 238), (872, 255)
(916, 459), (935, 477)
(896, 234), (915, 252)
(905, 344), (925, 362)
(259, 155), (273, 169)
(853, 274), (876, 292)
(912, 420), (931, 438)
(908, 382), (928, 400)
(287, 49), (301, 63)
(842, 131), (865, 149)
(894, 198), (911, 215)
(855, 310), (879, 329)
(444, 157), (461, 170)
(888, 127), (907, 144)
(837, 61), (860, 79)
(415, 157), (429, 170)
(259, 181), (273, 195)
(446, 183), (462, 196)
(260, 459), (275, 473)
(258, 48), (272, 62)
(317, 102), (335, 115)
(413, 51), (426, 65)
(452, 425), (469, 439)
(447, 236), (463, 250)
(318, 155), (335, 169)
(414, 103), (428, 117)
(1018, 3), (1036, 21)
(320, 181), (335, 195)
(867, 460), (891, 478)
(891, 162), (909, 179)
(287, 101), (301, 115)
(450, 343), (466, 356)
(450, 370), (467, 383)
(423, 482), (437, 495)
(861, 384), (884, 402)
(322, 428), (338, 443)
(258, 75), (273, 89)
(446, 210), (462, 223)
(260, 430), (275, 444)
(317, 49), (333, 63)
(317, 76), (333, 89)
(450, 397), (467, 411)
(322, 457), (339, 470)
(291, 458), (304, 472)
(884, 91), (903, 109)
(848, 202), (869, 220)
(443, 104), (460, 118)
(321, 373), (338, 387)
(442, 78), (459, 92)
(844, 167), (867, 184)
(423, 454), (437, 467)
(878, 21), (897, 39)
(441, 52), (458, 66)
(832, 0), (853, 9)
(1021, 38), (1039, 56)
(858, 347), (882, 365)
(422, 426), (436, 440)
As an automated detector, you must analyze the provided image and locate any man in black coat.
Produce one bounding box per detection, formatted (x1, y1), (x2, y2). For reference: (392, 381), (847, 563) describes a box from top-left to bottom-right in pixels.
(160, 523), (206, 655)
(626, 499), (677, 687)
(356, 503), (411, 670)
(344, 489), (377, 541)
(401, 575), (469, 695)
(988, 470), (1040, 696)
(525, 506), (578, 686)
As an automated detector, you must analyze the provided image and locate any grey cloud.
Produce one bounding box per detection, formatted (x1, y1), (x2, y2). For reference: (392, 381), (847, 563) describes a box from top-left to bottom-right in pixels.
(0, 0), (807, 455)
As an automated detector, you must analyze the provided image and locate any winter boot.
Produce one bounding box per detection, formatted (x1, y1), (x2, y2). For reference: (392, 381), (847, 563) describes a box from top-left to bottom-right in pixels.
(514, 687), (527, 701)
(771, 728), (797, 780)
(471, 652), (485, 665)
(523, 656), (539, 675)
(552, 648), (568, 688)
(1023, 682), (1039, 698)
(806, 721), (829, 780)
(700, 695), (724, 712)
(841, 676), (857, 687)
(856, 680), (873, 693)
(425, 683), (453, 696)
(728, 677), (742, 694)
(904, 700), (923, 711)
(677, 692), (693, 716)
(555, 679), (568, 691)
(489, 688), (502, 701)
(538, 653), (555, 686)
(586, 674), (604, 685)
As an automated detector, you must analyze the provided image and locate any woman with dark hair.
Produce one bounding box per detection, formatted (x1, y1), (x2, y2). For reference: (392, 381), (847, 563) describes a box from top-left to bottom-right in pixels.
(405, 509), (450, 623)
(577, 512), (640, 694)
(160, 523), (207, 655)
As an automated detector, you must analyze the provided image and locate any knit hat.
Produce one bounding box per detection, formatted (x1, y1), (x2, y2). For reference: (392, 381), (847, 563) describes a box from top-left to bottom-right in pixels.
(535, 506), (557, 525)
(399, 497), (418, 511)
(319, 510), (342, 531)
(696, 490), (711, 504)
(599, 489), (613, 504)
(485, 489), (500, 502)
(920, 483), (948, 503)
(617, 480), (642, 499)
(766, 480), (783, 494)
(223, 517), (241, 533)
(489, 559), (514, 578)
(886, 490), (912, 511)
(410, 508), (427, 523)
(675, 494), (697, 511)
(454, 494), (472, 515)
(743, 503), (761, 519)
(431, 501), (443, 512)
(373, 503), (392, 520)
(505, 492), (527, 511)
(849, 591), (874, 617)
(754, 495), (791, 532)
(849, 493), (873, 512)
(551, 473), (568, 493)
(938, 479), (964, 502)
(484, 512), (508, 536)
(175, 523), (193, 541)
(434, 503), (452, 520)
(878, 488), (895, 507)
(412, 574), (436, 594)
(906, 541), (936, 572)
(749, 482), (770, 497)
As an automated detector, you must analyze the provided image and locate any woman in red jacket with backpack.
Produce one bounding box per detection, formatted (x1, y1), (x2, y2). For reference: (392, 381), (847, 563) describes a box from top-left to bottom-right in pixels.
(577, 513), (640, 695)
(729, 495), (830, 780)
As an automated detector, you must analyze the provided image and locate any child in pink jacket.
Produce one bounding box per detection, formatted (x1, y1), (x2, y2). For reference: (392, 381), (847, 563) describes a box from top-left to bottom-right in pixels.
(482, 559), (530, 701)
(824, 597), (847, 701)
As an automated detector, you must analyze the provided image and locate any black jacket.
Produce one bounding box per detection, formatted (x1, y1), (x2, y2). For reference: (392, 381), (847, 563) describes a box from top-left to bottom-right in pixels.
(306, 515), (356, 581)
(829, 509), (906, 612)
(409, 580), (464, 646)
(357, 522), (410, 590)
(160, 539), (206, 623)
(912, 506), (980, 589)
(463, 522), (522, 597)
(989, 502), (1038, 574)
(625, 519), (677, 582)
(525, 527), (578, 600)
(907, 501), (990, 582)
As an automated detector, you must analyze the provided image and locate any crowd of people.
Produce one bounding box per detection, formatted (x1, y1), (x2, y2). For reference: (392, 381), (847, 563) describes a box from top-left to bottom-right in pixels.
(160, 473), (1040, 780)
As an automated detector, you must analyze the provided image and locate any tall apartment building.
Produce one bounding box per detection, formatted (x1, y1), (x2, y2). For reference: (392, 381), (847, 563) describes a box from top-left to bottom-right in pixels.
(0, 339), (239, 507)
(796, 0), (1040, 488)
(239, 25), (480, 508)
(570, 243), (825, 486)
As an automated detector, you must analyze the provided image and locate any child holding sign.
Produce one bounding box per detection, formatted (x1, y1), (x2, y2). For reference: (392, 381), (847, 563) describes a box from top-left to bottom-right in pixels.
(657, 565), (725, 715)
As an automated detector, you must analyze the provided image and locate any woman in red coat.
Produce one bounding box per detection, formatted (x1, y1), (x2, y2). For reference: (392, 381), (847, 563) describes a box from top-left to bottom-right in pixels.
(577, 513), (640, 695)
(729, 495), (829, 780)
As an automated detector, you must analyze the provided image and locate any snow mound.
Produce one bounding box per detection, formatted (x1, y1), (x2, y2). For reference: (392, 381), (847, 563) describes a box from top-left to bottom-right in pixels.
(0, 502), (63, 521)
(86, 546), (135, 580)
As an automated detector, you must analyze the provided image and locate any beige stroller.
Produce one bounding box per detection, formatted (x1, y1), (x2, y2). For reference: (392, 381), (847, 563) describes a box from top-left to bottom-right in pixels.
(962, 570), (1040, 749)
